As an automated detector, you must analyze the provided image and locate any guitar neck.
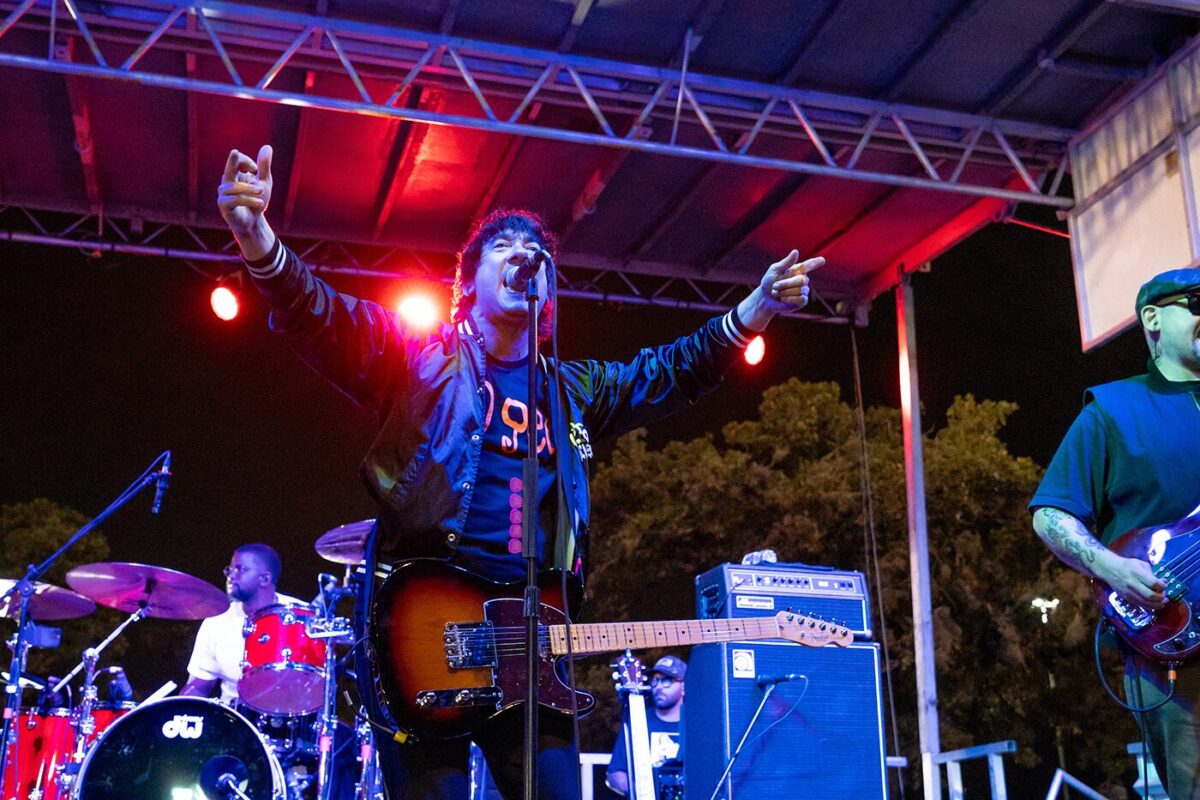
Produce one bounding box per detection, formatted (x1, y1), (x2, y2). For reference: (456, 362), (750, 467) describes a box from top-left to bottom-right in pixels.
(548, 617), (782, 656)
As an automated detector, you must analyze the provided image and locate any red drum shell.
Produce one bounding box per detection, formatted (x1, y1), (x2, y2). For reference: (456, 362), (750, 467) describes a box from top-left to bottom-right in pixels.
(2, 702), (133, 800)
(239, 604), (326, 715)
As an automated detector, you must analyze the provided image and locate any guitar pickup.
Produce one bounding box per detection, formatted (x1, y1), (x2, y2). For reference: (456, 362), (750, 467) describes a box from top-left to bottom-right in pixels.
(414, 687), (503, 709)
(1107, 592), (1154, 630)
(444, 622), (498, 670)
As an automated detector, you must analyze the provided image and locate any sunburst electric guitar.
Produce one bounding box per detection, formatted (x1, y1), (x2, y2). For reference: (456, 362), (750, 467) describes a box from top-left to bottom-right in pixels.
(368, 559), (852, 740)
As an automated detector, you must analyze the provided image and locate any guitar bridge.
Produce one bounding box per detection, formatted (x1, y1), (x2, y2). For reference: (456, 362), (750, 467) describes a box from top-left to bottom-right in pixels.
(1107, 591), (1154, 630)
(444, 622), (498, 670)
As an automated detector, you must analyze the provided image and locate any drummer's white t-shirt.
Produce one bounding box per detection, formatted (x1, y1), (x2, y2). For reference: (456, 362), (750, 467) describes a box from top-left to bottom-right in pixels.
(185, 593), (302, 706)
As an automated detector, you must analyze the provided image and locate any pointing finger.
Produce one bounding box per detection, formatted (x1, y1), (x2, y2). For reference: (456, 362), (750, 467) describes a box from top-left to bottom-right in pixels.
(257, 144), (274, 184)
(797, 256), (825, 274)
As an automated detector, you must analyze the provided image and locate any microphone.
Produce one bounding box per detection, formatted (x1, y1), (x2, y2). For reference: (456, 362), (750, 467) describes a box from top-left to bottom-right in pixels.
(151, 452), (172, 515)
(502, 248), (548, 293)
(755, 672), (805, 688)
(200, 755), (250, 800)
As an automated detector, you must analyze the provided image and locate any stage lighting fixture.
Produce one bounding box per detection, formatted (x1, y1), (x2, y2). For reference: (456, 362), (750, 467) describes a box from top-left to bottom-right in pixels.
(210, 285), (239, 321)
(744, 335), (765, 365)
(397, 294), (439, 329)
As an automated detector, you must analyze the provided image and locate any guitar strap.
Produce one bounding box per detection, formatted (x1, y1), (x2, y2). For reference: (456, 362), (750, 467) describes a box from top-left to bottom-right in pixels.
(353, 519), (401, 733)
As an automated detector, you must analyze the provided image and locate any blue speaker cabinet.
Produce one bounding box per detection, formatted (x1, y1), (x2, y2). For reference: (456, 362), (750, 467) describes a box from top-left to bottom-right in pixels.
(684, 641), (887, 800)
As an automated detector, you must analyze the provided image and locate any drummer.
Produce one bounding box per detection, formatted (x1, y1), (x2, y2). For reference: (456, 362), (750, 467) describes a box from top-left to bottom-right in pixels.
(180, 544), (299, 705)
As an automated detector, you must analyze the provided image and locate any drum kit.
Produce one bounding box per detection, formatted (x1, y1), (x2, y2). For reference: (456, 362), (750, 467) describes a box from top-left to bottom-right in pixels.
(0, 521), (380, 800)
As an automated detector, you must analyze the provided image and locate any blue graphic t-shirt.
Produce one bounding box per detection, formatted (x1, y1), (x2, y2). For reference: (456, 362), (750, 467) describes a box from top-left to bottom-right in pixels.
(457, 356), (557, 582)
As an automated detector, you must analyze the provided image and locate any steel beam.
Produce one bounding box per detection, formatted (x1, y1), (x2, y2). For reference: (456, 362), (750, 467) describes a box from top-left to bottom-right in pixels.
(0, 0), (1076, 207)
(0, 206), (858, 321)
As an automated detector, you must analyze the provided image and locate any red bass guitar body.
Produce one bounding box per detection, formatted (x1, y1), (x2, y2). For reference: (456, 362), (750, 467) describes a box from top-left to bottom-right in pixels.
(1091, 513), (1200, 664)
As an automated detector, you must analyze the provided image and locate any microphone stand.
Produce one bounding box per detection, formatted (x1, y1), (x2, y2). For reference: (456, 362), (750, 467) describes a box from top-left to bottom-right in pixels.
(705, 683), (777, 800)
(0, 451), (170, 800)
(521, 266), (542, 800)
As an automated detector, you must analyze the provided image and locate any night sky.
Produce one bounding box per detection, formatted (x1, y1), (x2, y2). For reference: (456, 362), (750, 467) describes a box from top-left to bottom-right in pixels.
(0, 200), (1147, 691)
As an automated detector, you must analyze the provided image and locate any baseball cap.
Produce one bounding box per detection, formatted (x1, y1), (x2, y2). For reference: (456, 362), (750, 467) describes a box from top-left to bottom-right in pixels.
(650, 655), (686, 681)
(1135, 268), (1200, 316)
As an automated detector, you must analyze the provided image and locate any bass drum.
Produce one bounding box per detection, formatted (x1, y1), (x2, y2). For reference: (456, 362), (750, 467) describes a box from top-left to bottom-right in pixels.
(75, 697), (285, 800)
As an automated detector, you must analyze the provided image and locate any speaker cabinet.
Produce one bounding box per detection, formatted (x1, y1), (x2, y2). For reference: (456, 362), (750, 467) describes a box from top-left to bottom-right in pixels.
(684, 641), (887, 800)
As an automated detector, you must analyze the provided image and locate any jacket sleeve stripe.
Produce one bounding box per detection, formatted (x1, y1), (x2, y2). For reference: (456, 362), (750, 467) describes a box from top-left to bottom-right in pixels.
(721, 311), (752, 348)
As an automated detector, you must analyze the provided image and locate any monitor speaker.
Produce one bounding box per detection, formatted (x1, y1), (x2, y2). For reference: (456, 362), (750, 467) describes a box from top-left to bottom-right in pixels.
(684, 640), (887, 800)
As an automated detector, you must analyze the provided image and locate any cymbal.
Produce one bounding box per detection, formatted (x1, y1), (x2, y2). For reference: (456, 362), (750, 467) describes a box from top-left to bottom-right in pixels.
(0, 579), (96, 621)
(65, 562), (229, 621)
(315, 519), (373, 565)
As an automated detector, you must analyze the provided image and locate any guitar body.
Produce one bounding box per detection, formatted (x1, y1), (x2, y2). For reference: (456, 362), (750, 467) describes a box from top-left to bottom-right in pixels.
(369, 559), (592, 740)
(1091, 516), (1200, 663)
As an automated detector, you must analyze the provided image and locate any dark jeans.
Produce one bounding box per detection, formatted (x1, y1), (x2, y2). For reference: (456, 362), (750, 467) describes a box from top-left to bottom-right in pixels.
(370, 707), (580, 800)
(1127, 657), (1200, 800)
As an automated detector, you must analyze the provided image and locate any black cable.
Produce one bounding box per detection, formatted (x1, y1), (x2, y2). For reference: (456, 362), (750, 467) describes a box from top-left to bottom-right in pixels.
(849, 327), (906, 800)
(1092, 622), (1176, 713)
(546, 256), (586, 800)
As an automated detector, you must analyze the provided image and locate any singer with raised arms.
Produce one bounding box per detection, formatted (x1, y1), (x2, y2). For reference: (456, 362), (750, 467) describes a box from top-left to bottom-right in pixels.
(216, 144), (824, 800)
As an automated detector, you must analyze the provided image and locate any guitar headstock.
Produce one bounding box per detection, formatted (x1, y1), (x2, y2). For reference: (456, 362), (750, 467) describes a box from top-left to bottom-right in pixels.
(611, 650), (648, 694)
(775, 610), (853, 647)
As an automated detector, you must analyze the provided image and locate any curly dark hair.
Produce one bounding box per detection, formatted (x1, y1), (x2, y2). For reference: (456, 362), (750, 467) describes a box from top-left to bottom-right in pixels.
(452, 209), (559, 341)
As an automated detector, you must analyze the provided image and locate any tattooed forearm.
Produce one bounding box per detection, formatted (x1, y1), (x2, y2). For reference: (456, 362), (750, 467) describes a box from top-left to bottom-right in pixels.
(1033, 507), (1107, 577)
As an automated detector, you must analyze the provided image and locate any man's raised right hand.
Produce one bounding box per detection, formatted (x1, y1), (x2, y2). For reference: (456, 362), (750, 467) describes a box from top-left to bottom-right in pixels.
(217, 145), (275, 260)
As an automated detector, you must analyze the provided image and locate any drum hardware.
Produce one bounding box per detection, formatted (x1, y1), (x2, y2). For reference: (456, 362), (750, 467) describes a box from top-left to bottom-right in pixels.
(0, 452), (170, 800)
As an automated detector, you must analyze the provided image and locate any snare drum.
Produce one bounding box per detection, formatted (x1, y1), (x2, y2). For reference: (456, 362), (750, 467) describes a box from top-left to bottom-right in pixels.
(2, 702), (133, 800)
(76, 697), (285, 799)
(240, 603), (327, 715)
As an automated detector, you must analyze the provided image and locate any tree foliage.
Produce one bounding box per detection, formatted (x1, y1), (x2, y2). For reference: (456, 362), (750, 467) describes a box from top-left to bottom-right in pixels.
(576, 380), (1135, 792)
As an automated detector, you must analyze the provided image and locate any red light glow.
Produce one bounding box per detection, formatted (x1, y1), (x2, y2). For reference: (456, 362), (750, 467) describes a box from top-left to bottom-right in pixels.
(744, 335), (765, 366)
(210, 286), (239, 321)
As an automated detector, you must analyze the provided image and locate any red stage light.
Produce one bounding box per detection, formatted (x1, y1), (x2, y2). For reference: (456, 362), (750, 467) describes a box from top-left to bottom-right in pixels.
(210, 286), (239, 321)
(744, 335), (765, 366)
(397, 294), (439, 330)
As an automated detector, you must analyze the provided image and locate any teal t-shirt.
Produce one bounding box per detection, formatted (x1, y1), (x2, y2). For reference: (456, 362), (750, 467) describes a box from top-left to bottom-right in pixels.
(1030, 361), (1200, 544)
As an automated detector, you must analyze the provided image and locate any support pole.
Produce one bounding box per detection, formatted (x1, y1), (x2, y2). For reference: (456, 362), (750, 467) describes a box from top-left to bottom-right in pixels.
(895, 273), (941, 800)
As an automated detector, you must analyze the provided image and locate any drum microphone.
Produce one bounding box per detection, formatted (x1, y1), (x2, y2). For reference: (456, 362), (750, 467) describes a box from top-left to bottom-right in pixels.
(200, 755), (250, 800)
(151, 451), (172, 515)
(502, 248), (549, 293)
(755, 672), (806, 688)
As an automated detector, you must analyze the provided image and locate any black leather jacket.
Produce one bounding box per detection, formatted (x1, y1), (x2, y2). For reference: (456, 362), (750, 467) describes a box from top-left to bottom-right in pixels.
(247, 240), (755, 578)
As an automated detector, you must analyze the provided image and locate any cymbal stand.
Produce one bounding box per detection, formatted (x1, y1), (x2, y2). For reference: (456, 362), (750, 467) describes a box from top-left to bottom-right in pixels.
(55, 605), (147, 795)
(308, 575), (352, 800)
(0, 451), (170, 800)
(353, 715), (380, 800)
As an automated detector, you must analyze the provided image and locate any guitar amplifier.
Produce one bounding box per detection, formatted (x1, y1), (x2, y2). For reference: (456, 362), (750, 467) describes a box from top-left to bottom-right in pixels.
(684, 640), (888, 800)
(695, 563), (873, 638)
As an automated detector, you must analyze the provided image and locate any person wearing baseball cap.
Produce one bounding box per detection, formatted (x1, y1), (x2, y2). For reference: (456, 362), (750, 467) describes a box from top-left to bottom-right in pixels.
(606, 655), (687, 797)
(1030, 267), (1200, 799)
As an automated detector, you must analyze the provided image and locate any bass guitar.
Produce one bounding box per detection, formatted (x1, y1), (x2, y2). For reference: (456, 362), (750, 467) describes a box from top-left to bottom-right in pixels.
(1093, 506), (1200, 663)
(369, 559), (852, 740)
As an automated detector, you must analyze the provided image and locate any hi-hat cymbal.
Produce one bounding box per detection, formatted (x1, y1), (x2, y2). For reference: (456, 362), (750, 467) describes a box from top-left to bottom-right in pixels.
(66, 562), (229, 621)
(315, 519), (374, 565)
(0, 580), (96, 621)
